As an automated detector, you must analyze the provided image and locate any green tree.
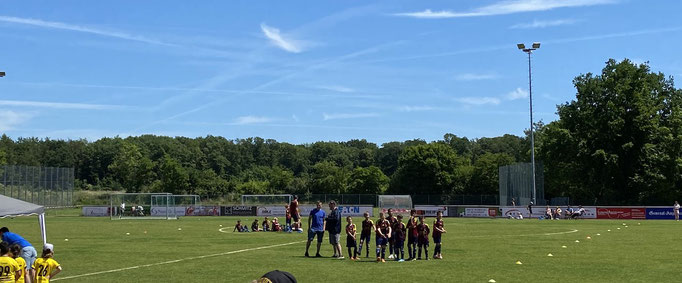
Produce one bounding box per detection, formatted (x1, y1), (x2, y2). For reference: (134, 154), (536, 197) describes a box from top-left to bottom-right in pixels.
(158, 154), (189, 195)
(543, 59), (682, 205)
(309, 161), (348, 194)
(108, 142), (155, 192)
(390, 143), (471, 195)
(348, 166), (389, 194)
(469, 153), (514, 194)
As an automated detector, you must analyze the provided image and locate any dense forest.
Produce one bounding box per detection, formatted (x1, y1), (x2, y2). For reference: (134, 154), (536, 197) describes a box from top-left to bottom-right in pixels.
(1, 59), (680, 205)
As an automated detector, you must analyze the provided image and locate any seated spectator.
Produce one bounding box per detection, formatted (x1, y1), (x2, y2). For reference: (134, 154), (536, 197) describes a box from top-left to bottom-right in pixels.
(554, 207), (562, 220)
(565, 206), (574, 219)
(262, 217), (271, 232)
(272, 217), (281, 232)
(252, 219), (261, 232)
(234, 220), (243, 232)
(545, 206), (553, 220)
(571, 205), (585, 219)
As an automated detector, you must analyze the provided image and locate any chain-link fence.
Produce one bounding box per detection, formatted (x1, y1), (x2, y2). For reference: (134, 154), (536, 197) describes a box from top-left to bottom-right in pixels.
(499, 162), (545, 206)
(294, 194), (498, 206)
(0, 165), (74, 207)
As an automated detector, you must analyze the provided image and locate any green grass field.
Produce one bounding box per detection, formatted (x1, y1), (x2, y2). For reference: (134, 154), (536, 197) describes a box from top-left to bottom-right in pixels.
(2, 211), (681, 282)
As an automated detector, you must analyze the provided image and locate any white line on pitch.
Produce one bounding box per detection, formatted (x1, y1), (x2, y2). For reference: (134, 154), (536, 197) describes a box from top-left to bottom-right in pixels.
(53, 240), (306, 281)
(459, 229), (579, 238)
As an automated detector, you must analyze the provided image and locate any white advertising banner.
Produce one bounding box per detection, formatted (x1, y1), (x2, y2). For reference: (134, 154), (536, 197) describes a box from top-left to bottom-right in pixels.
(258, 205), (373, 217)
(501, 206), (597, 219)
(82, 206), (111, 217)
(414, 206), (448, 217)
(464, 207), (490, 218)
(150, 206), (187, 217)
(186, 206), (221, 216)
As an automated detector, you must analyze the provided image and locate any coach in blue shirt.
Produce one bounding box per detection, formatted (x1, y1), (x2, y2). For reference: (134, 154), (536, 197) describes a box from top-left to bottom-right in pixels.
(305, 201), (326, 258)
(1, 227), (38, 279)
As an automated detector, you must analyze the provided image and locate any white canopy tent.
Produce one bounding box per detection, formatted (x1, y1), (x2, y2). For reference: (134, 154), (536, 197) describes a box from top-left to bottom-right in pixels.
(0, 194), (47, 245)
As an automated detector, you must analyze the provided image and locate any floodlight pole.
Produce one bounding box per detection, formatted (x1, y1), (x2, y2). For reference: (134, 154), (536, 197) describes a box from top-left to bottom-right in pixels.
(518, 43), (539, 205)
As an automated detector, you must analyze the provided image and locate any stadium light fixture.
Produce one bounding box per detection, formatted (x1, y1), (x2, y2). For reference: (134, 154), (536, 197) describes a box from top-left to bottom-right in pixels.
(517, 42), (540, 205)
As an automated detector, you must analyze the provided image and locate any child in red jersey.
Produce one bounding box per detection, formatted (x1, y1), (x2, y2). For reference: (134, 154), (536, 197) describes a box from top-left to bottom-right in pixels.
(417, 216), (430, 260)
(406, 210), (419, 261)
(433, 210), (447, 259)
(234, 220), (244, 232)
(358, 212), (374, 258)
(375, 212), (392, 262)
(262, 217), (271, 232)
(393, 214), (407, 262)
(386, 208), (398, 259)
(345, 216), (358, 260)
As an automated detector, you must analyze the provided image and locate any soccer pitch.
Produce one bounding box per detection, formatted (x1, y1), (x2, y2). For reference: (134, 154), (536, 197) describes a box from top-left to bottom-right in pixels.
(2, 212), (680, 282)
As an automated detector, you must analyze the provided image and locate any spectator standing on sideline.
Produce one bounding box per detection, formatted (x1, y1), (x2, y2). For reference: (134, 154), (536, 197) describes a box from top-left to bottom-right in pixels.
(527, 202), (533, 218)
(0, 227), (37, 283)
(305, 202), (326, 258)
(326, 201), (343, 259)
(673, 201), (679, 221)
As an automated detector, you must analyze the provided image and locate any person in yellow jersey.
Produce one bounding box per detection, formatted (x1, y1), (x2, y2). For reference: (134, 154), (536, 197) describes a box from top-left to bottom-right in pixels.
(31, 244), (61, 283)
(9, 244), (26, 283)
(0, 242), (21, 283)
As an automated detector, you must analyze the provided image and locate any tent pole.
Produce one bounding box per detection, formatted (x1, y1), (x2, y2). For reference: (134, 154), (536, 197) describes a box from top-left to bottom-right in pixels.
(39, 213), (47, 246)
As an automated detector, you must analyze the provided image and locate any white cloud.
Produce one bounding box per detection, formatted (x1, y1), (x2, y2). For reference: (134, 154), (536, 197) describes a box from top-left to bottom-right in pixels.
(455, 97), (501, 105)
(510, 19), (579, 29)
(0, 110), (33, 131)
(398, 106), (435, 112)
(506, 88), (529, 100)
(0, 15), (174, 46)
(260, 23), (304, 53)
(0, 100), (128, 110)
(315, 85), (355, 93)
(393, 0), (616, 18)
(322, 112), (379, 120)
(232, 116), (273, 125)
(454, 73), (498, 81)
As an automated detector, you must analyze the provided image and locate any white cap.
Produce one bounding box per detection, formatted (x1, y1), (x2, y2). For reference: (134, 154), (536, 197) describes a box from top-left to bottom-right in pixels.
(43, 243), (54, 252)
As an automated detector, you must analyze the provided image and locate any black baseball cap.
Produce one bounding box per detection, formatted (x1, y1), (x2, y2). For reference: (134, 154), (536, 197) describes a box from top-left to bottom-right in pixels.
(257, 270), (297, 283)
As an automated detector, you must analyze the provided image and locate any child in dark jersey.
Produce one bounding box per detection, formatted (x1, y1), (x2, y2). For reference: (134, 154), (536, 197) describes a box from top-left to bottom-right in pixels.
(386, 208), (398, 259)
(393, 214), (407, 262)
(358, 212), (374, 258)
(406, 210), (419, 261)
(375, 212), (392, 262)
(345, 216), (358, 260)
(285, 205), (292, 232)
(251, 219), (260, 232)
(262, 217), (271, 232)
(433, 210), (447, 259)
(417, 216), (430, 260)
(234, 220), (244, 232)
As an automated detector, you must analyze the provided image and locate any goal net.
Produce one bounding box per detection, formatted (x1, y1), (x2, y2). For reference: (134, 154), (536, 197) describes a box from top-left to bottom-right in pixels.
(110, 193), (177, 220)
(241, 194), (292, 205)
(378, 195), (413, 210)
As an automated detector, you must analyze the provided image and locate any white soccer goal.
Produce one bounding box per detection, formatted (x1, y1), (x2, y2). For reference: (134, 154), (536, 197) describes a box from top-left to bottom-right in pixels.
(241, 194), (292, 205)
(378, 195), (413, 210)
(110, 193), (178, 220)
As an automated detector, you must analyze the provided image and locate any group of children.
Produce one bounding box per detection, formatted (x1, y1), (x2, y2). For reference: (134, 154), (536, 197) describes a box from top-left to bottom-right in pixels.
(0, 242), (61, 283)
(345, 209), (446, 262)
(233, 216), (288, 232)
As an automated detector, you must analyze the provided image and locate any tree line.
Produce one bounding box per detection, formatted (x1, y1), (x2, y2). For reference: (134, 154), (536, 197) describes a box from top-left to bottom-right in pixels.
(1, 59), (680, 205)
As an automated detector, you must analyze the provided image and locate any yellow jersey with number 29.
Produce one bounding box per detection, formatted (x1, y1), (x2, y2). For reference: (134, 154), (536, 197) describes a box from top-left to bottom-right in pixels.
(0, 256), (19, 283)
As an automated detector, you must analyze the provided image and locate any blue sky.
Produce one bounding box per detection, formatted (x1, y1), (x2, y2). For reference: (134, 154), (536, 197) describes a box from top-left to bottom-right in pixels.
(1, 0), (681, 144)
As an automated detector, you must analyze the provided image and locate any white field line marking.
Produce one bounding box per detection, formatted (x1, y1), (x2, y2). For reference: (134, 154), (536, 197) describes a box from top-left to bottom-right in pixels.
(459, 229), (579, 238)
(53, 240), (306, 281)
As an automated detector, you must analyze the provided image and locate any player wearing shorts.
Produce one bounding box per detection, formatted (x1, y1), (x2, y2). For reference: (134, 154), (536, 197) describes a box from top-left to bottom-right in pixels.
(289, 196), (301, 231)
(386, 208), (397, 259)
(345, 216), (358, 260)
(674, 201), (680, 221)
(393, 215), (406, 262)
(375, 212), (392, 262)
(417, 216), (430, 260)
(433, 210), (447, 259)
(285, 205), (292, 232)
(305, 202), (326, 258)
(358, 212), (374, 258)
(406, 210), (419, 261)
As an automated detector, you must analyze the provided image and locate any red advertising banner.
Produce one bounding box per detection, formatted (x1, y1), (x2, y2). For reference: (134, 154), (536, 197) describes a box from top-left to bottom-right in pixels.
(597, 208), (646, 219)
